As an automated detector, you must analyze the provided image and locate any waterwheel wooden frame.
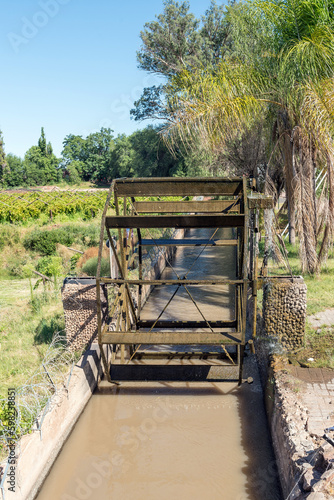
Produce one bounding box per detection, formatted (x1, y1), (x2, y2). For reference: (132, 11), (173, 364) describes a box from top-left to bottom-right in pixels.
(96, 177), (273, 385)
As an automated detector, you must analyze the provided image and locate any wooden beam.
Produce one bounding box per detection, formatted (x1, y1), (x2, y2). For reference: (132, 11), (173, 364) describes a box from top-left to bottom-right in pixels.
(101, 331), (243, 345)
(137, 320), (237, 329)
(248, 194), (274, 209)
(114, 177), (243, 197)
(133, 200), (240, 213)
(66, 247), (84, 254)
(140, 238), (238, 247)
(105, 214), (245, 229)
(133, 352), (231, 359)
(99, 278), (242, 285)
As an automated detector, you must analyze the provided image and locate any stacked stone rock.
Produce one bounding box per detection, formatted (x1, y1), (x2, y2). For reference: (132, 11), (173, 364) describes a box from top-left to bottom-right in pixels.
(263, 277), (307, 350)
(61, 278), (108, 351)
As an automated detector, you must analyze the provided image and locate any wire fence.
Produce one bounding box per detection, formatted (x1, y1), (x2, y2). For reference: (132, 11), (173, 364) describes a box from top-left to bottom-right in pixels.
(0, 332), (75, 498)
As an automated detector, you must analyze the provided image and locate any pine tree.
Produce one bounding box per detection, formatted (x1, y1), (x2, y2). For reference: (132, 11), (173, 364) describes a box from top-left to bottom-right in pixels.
(38, 127), (47, 155)
(46, 142), (53, 156)
(24, 128), (59, 186)
(0, 130), (9, 186)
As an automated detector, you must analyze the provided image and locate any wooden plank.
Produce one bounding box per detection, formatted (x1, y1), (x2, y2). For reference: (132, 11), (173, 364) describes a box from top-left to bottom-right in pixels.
(140, 238), (238, 247)
(133, 352), (232, 360)
(115, 177), (243, 197)
(105, 214), (245, 229)
(101, 331), (243, 345)
(137, 320), (237, 329)
(248, 194), (274, 209)
(133, 200), (240, 213)
(99, 278), (242, 285)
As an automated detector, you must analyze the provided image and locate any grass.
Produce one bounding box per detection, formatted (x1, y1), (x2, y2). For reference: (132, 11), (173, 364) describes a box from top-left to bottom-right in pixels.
(0, 278), (39, 306)
(295, 324), (334, 369)
(0, 285), (65, 398)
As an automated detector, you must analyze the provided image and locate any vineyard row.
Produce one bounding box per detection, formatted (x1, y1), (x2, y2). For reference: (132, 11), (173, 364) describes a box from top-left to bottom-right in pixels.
(0, 191), (108, 223)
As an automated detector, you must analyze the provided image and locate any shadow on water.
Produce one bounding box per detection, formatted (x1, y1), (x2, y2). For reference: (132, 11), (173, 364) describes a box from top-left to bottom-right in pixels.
(109, 363), (239, 382)
(237, 362), (283, 500)
(96, 382), (235, 397)
(94, 371), (282, 500)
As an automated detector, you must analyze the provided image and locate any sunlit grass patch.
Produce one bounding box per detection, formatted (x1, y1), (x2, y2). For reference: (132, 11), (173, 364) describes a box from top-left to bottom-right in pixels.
(0, 288), (64, 398)
(295, 324), (334, 369)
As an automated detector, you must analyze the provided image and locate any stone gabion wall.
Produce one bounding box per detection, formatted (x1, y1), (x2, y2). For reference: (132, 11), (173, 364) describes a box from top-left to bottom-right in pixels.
(263, 277), (307, 350)
(61, 279), (108, 351)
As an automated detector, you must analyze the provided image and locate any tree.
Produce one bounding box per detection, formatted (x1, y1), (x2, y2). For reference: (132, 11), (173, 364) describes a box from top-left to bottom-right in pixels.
(24, 128), (59, 185)
(113, 126), (210, 178)
(61, 128), (114, 183)
(38, 127), (47, 153)
(112, 134), (136, 178)
(65, 161), (82, 185)
(4, 154), (25, 187)
(164, 0), (334, 273)
(61, 134), (87, 166)
(84, 128), (114, 182)
(131, 0), (230, 121)
(128, 126), (178, 177)
(0, 130), (9, 187)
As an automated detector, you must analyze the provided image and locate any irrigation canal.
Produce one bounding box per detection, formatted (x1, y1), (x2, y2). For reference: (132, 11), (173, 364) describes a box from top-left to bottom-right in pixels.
(36, 228), (282, 500)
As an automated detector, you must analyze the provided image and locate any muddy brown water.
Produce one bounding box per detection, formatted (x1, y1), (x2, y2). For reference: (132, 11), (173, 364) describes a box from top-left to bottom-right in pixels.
(36, 229), (282, 500)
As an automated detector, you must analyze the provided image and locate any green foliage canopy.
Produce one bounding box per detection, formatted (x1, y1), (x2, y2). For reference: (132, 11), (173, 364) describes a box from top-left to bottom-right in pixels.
(24, 128), (59, 186)
(131, 0), (230, 121)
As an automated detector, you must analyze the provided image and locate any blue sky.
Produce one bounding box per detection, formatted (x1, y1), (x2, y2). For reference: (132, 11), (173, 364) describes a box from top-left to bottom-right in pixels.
(0, 0), (221, 158)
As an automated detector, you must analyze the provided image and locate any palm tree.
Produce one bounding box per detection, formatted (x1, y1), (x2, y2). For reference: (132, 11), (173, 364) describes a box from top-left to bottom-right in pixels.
(163, 0), (334, 273)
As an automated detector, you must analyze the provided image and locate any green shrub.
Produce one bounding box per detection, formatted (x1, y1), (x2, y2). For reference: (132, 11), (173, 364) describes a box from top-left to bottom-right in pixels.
(79, 225), (101, 247)
(24, 229), (68, 255)
(6, 255), (28, 277)
(34, 313), (65, 344)
(30, 291), (50, 313)
(63, 224), (101, 247)
(36, 256), (63, 278)
(69, 253), (80, 275)
(82, 256), (110, 277)
(23, 224), (101, 255)
(0, 225), (20, 250)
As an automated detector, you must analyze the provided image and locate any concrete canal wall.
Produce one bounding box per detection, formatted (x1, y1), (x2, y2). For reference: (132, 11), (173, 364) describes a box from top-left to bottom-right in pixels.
(1, 344), (110, 500)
